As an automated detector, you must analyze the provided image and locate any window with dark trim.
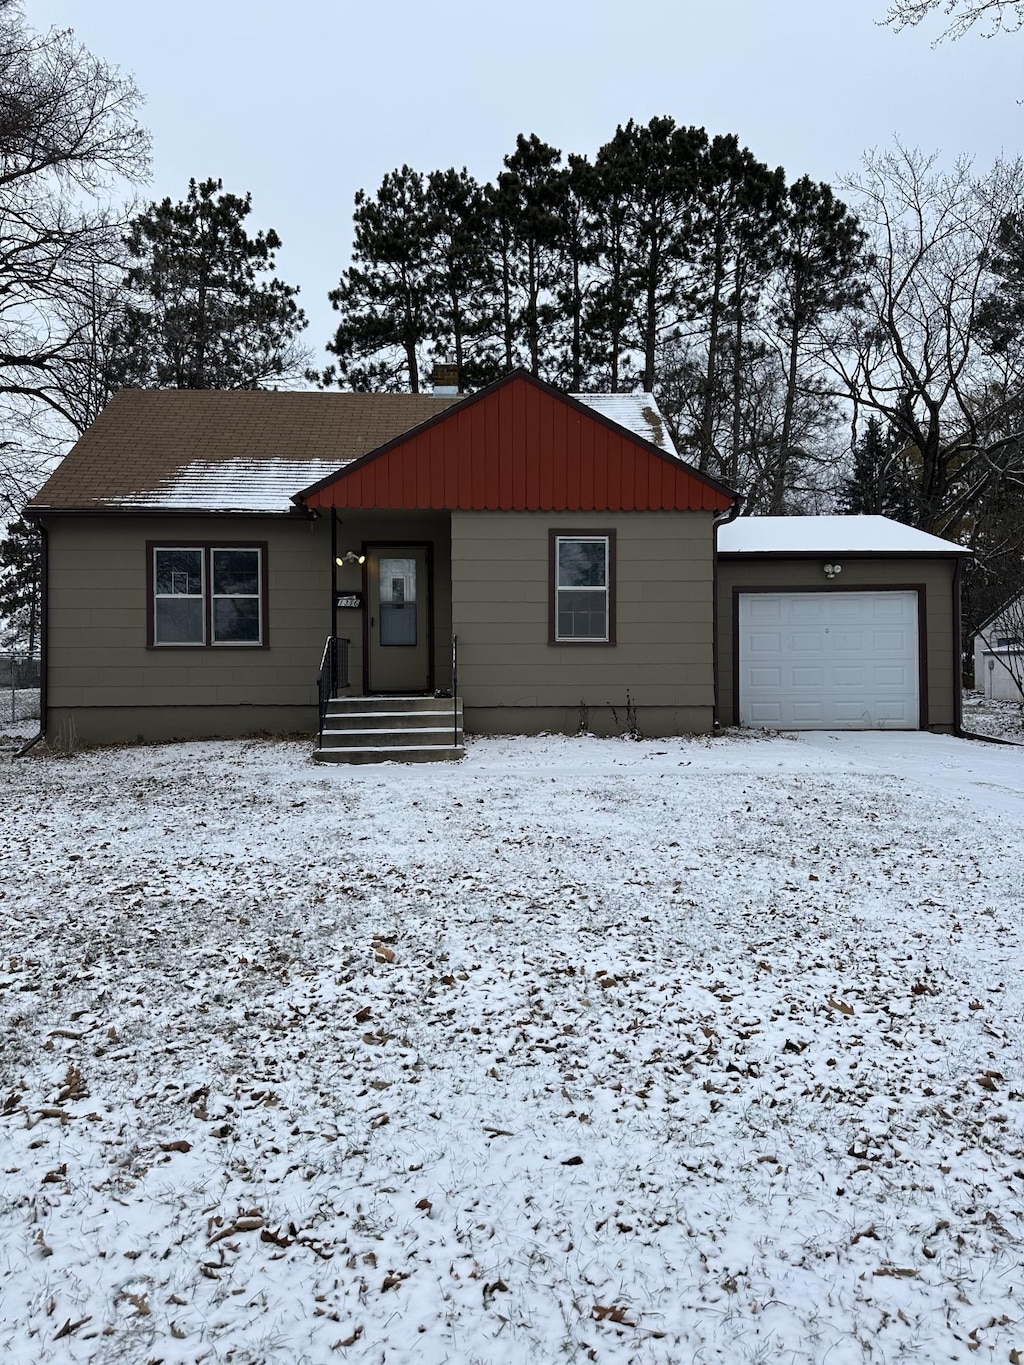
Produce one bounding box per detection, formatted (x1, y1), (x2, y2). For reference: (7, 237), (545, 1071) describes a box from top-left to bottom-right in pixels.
(149, 543), (268, 647)
(549, 531), (616, 644)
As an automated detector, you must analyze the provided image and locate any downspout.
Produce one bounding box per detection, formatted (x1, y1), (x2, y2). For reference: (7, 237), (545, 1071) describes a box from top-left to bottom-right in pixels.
(952, 555), (964, 735)
(950, 556), (1016, 743)
(15, 519), (47, 758)
(711, 495), (743, 732)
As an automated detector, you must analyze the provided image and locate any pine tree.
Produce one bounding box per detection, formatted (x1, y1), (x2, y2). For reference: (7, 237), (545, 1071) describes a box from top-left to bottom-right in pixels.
(839, 416), (918, 518)
(322, 167), (433, 392)
(764, 176), (866, 512)
(0, 517), (42, 654)
(123, 178), (308, 390)
(424, 168), (501, 389)
(491, 135), (567, 378)
(685, 135), (785, 482)
(586, 139), (635, 391)
(550, 154), (599, 391)
(591, 117), (705, 392)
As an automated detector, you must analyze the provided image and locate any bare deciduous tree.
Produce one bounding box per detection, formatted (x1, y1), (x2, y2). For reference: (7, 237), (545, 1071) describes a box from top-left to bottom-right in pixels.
(0, 0), (149, 504)
(822, 145), (1024, 536)
(882, 0), (1024, 40)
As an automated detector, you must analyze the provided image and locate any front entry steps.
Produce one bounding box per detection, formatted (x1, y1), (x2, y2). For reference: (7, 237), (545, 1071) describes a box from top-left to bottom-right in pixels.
(315, 695), (464, 764)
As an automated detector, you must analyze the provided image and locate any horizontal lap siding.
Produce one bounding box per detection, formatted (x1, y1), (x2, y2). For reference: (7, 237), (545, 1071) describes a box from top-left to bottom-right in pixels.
(44, 515), (331, 718)
(452, 510), (716, 712)
(716, 557), (959, 729)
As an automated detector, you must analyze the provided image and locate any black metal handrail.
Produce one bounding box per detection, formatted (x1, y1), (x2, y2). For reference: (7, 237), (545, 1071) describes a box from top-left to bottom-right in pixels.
(452, 634), (459, 748)
(317, 636), (349, 745)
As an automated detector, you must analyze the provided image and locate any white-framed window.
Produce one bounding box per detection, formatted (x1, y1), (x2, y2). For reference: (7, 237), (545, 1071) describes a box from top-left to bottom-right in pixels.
(153, 547), (205, 645)
(551, 532), (615, 643)
(211, 548), (262, 644)
(150, 544), (266, 647)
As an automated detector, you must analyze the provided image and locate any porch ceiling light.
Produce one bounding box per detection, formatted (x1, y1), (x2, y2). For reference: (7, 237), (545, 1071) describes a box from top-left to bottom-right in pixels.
(336, 551), (366, 566)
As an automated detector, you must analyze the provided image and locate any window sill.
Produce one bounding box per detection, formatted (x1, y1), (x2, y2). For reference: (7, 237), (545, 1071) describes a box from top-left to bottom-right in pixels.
(147, 642), (269, 651)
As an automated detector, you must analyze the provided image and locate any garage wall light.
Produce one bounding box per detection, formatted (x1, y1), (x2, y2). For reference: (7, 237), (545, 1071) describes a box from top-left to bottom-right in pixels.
(823, 562), (842, 579)
(336, 551), (366, 566)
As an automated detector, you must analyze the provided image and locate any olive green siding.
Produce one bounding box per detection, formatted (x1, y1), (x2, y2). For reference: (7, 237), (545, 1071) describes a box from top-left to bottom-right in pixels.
(716, 555), (960, 731)
(40, 510), (454, 744)
(43, 513), (331, 743)
(451, 509), (717, 733)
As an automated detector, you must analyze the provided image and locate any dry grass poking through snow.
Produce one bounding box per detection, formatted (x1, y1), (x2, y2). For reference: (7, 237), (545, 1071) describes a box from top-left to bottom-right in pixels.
(1, 733), (1023, 1364)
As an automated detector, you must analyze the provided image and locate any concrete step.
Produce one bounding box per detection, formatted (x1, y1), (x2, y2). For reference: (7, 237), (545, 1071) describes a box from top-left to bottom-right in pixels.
(319, 725), (463, 749)
(323, 707), (461, 729)
(315, 693), (464, 763)
(313, 743), (465, 765)
(328, 694), (460, 716)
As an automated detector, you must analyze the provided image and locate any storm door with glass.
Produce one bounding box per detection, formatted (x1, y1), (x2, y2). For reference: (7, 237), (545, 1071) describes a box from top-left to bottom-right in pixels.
(365, 544), (432, 692)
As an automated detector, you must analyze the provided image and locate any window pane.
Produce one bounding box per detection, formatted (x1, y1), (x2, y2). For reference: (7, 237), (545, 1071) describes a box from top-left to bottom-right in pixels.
(155, 598), (204, 644)
(558, 539), (606, 588)
(558, 589), (607, 640)
(379, 557), (416, 605)
(156, 549), (202, 596)
(213, 597), (260, 643)
(213, 549), (259, 597)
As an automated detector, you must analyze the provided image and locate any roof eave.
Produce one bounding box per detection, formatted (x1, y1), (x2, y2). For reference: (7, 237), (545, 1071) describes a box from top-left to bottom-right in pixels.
(718, 547), (971, 559)
(26, 503), (315, 519)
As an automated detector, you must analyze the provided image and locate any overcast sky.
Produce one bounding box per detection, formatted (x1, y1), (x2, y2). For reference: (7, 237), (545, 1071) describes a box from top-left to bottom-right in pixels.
(28, 0), (1023, 370)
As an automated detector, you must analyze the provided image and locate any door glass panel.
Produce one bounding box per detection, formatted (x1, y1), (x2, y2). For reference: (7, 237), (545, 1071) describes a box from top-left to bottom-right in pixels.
(379, 557), (417, 646)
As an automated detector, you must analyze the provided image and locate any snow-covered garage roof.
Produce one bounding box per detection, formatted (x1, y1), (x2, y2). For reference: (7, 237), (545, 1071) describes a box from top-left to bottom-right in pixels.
(718, 515), (967, 556)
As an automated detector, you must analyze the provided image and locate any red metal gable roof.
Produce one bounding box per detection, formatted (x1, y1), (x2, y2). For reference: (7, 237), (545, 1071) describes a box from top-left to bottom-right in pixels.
(299, 372), (735, 514)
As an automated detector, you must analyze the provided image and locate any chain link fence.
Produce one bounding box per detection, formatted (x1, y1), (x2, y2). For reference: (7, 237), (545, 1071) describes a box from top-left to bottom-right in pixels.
(1, 655), (41, 724)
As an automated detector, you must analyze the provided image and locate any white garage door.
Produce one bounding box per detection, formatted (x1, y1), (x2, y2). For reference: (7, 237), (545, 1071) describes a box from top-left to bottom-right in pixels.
(738, 591), (920, 730)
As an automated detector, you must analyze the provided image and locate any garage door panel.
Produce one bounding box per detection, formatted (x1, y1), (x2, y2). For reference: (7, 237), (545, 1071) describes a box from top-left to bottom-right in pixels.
(739, 591), (919, 730)
(833, 701), (876, 723)
(750, 667), (783, 687)
(746, 597), (784, 622)
(791, 666), (825, 687)
(873, 664), (911, 686)
(748, 702), (784, 723)
(789, 598), (828, 622)
(873, 628), (912, 653)
(870, 596), (913, 621)
(832, 630), (869, 653)
(789, 631), (826, 653)
(791, 702), (827, 722)
(875, 700), (915, 722)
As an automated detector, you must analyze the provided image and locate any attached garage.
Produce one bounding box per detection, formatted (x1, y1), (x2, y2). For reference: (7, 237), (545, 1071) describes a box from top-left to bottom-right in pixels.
(716, 516), (968, 732)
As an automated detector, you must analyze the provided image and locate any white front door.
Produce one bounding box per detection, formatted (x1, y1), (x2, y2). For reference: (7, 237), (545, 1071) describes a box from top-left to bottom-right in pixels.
(738, 591), (920, 729)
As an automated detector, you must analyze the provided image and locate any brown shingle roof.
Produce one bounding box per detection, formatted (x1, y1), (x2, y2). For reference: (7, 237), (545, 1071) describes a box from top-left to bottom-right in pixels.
(29, 389), (461, 512)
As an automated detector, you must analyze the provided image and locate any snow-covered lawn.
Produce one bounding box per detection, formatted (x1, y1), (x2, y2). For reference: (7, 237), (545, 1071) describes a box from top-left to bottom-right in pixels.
(962, 689), (1024, 744)
(2, 732), (1023, 1364)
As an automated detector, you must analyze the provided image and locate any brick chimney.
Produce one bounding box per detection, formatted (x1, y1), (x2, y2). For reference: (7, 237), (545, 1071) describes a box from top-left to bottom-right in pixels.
(431, 363), (460, 396)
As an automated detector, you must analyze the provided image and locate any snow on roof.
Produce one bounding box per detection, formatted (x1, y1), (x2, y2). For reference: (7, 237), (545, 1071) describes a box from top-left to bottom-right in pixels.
(718, 515), (967, 556)
(32, 385), (685, 515)
(119, 459), (346, 513)
(571, 392), (679, 457)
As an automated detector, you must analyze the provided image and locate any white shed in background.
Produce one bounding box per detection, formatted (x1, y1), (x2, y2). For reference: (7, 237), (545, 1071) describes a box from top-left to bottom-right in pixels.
(973, 592), (1024, 703)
